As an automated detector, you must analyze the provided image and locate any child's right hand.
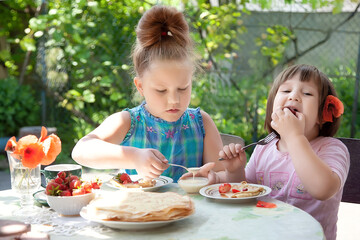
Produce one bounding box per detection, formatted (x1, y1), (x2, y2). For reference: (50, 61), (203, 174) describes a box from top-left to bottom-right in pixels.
(219, 143), (247, 173)
(134, 148), (169, 180)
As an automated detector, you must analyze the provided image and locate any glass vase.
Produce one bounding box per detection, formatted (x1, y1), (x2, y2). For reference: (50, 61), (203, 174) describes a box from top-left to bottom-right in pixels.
(7, 151), (41, 216)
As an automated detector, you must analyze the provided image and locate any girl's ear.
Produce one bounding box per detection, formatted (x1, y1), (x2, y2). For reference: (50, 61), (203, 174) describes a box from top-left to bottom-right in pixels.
(134, 77), (144, 96)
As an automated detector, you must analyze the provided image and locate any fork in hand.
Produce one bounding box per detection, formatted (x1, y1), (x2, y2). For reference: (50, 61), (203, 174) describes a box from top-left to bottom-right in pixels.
(218, 132), (278, 161)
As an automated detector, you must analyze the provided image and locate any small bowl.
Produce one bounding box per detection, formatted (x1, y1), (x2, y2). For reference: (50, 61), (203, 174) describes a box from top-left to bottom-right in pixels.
(46, 192), (95, 216)
(178, 177), (209, 194)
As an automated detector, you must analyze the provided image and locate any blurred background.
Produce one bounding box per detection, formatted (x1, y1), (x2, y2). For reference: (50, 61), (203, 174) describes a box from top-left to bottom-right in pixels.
(1, 0), (359, 168)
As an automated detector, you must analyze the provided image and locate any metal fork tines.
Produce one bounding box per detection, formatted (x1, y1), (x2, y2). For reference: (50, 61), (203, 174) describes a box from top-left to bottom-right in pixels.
(242, 131), (278, 150)
(218, 132), (278, 161)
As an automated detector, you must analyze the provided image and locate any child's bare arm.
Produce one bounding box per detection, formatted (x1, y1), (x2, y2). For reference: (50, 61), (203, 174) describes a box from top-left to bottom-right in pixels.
(286, 136), (340, 200)
(71, 111), (168, 179)
(272, 108), (340, 200)
(201, 111), (224, 171)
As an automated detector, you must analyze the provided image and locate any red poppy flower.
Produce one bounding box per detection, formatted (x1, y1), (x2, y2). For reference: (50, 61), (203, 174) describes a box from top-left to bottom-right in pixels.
(13, 135), (38, 156)
(41, 134), (62, 165)
(39, 126), (62, 165)
(21, 143), (45, 168)
(5, 126), (62, 169)
(322, 95), (344, 123)
(4, 136), (17, 152)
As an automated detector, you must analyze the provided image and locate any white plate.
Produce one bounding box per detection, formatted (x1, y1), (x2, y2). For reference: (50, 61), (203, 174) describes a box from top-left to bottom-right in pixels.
(80, 207), (192, 230)
(199, 183), (271, 203)
(105, 175), (173, 192)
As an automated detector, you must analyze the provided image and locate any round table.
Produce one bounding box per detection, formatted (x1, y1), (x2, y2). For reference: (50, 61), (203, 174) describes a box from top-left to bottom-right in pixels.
(0, 182), (324, 240)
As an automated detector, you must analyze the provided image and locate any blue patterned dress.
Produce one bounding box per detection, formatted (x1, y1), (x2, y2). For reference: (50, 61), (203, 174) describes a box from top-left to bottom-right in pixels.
(120, 102), (205, 182)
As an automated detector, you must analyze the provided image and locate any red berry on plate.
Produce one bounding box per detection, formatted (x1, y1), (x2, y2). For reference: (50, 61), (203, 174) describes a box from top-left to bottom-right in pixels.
(232, 189), (240, 193)
(119, 173), (132, 183)
(219, 183), (231, 193)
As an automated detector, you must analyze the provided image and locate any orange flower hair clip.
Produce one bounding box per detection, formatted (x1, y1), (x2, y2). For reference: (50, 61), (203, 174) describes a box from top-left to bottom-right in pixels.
(322, 95), (344, 123)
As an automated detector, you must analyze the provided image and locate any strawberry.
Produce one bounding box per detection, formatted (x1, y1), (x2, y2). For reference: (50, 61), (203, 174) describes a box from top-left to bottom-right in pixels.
(232, 189), (240, 193)
(54, 177), (64, 185)
(82, 182), (92, 193)
(59, 183), (68, 191)
(91, 178), (102, 189)
(57, 171), (67, 180)
(69, 175), (79, 182)
(70, 179), (82, 189)
(46, 181), (61, 196)
(72, 187), (86, 196)
(219, 183), (231, 193)
(60, 190), (71, 196)
(119, 173), (132, 183)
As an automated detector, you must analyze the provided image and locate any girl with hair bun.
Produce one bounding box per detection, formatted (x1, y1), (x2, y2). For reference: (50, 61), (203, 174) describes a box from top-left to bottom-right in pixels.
(72, 5), (224, 182)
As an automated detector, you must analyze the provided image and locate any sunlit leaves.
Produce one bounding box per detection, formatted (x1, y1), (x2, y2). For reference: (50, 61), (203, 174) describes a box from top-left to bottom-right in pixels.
(256, 25), (294, 66)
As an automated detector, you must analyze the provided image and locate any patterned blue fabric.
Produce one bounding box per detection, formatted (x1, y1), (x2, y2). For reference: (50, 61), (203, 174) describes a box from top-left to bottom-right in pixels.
(120, 102), (205, 182)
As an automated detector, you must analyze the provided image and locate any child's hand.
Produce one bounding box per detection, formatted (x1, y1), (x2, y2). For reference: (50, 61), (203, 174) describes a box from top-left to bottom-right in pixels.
(135, 148), (169, 180)
(179, 163), (218, 184)
(219, 143), (247, 173)
(271, 107), (305, 141)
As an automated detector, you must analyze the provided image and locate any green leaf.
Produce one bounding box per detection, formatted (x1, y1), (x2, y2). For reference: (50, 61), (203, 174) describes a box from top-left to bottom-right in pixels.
(83, 90), (95, 103)
(19, 37), (36, 51)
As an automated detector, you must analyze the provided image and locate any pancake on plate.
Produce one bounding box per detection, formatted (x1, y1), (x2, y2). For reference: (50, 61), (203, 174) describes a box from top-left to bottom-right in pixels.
(111, 173), (156, 188)
(85, 191), (194, 222)
(221, 181), (265, 198)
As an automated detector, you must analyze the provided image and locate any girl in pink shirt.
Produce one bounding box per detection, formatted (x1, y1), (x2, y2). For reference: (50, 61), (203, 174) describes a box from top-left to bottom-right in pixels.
(193, 64), (350, 240)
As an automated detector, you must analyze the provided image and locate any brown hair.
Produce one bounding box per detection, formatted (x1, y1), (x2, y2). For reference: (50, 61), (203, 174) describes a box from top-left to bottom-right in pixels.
(264, 64), (341, 137)
(132, 5), (195, 77)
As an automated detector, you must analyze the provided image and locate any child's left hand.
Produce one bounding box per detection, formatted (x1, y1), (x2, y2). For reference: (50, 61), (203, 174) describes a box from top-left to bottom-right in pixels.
(271, 107), (305, 140)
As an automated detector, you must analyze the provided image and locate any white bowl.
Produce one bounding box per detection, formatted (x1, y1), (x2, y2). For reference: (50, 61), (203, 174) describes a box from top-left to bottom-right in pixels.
(178, 177), (209, 194)
(46, 192), (95, 216)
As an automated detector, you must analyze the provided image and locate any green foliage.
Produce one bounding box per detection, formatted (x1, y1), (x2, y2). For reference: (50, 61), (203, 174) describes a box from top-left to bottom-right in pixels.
(0, 0), (358, 164)
(326, 64), (360, 138)
(256, 25), (295, 66)
(0, 77), (40, 137)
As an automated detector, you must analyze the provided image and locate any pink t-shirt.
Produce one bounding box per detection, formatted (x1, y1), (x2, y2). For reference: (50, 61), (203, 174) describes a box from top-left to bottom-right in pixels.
(246, 136), (350, 240)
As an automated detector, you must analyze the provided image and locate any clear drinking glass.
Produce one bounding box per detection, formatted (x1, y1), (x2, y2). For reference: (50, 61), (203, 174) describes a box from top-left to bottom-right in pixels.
(7, 151), (41, 216)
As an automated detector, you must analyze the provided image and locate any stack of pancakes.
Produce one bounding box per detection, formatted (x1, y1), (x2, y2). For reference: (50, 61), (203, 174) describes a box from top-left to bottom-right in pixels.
(85, 191), (194, 222)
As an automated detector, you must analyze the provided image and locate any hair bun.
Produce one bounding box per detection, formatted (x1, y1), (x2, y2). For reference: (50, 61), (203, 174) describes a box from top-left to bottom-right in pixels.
(136, 5), (191, 48)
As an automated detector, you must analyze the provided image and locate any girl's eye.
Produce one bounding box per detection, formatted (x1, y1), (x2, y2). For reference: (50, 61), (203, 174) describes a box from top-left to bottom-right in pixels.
(156, 89), (166, 93)
(178, 87), (188, 91)
(304, 92), (313, 96)
(281, 90), (291, 93)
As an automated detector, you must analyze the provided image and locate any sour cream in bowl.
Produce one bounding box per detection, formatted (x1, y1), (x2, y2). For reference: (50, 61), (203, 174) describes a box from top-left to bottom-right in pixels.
(178, 177), (209, 194)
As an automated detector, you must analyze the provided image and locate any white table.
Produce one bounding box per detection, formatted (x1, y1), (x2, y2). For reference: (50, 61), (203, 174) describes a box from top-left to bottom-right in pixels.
(0, 183), (324, 240)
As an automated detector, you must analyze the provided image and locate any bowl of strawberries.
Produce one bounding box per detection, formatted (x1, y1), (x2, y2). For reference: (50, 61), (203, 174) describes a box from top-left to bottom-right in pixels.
(45, 171), (101, 216)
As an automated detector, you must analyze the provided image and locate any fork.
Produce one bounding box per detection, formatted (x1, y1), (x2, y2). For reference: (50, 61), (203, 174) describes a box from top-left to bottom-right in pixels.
(218, 132), (278, 161)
